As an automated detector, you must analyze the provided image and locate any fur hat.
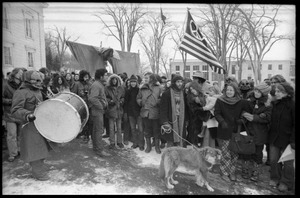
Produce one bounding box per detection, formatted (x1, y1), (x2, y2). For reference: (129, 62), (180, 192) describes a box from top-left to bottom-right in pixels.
(255, 82), (271, 96)
(192, 71), (206, 82)
(128, 74), (138, 82)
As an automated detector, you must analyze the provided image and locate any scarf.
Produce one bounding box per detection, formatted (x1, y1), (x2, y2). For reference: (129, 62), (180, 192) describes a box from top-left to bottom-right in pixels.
(170, 88), (185, 146)
(218, 94), (241, 105)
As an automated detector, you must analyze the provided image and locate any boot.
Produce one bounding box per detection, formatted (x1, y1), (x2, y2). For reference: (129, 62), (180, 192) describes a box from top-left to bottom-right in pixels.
(250, 162), (260, 182)
(241, 160), (250, 179)
(155, 139), (161, 154)
(145, 138), (152, 153)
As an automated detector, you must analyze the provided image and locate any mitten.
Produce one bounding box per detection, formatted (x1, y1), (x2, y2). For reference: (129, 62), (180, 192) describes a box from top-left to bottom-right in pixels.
(27, 114), (36, 122)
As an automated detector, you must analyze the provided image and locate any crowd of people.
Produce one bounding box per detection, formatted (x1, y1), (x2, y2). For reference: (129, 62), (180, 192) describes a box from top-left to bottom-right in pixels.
(2, 67), (295, 193)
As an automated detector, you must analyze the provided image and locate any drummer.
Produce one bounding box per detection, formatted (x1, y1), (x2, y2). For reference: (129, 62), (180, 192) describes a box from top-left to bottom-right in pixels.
(11, 70), (57, 181)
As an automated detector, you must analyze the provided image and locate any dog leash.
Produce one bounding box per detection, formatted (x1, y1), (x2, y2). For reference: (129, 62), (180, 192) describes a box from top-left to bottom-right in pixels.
(161, 119), (198, 150)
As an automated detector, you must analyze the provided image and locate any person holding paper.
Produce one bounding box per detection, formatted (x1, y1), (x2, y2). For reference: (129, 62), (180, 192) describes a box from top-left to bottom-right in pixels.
(268, 82), (295, 192)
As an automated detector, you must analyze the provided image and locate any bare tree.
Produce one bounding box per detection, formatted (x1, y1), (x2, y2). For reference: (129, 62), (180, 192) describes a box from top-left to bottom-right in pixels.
(94, 3), (146, 52)
(160, 53), (171, 78)
(50, 26), (80, 68)
(170, 24), (187, 77)
(138, 13), (172, 74)
(196, 4), (240, 77)
(237, 5), (294, 84)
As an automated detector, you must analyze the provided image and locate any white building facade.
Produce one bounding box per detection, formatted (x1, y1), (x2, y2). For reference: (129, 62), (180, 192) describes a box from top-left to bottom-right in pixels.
(170, 59), (295, 84)
(2, 2), (48, 77)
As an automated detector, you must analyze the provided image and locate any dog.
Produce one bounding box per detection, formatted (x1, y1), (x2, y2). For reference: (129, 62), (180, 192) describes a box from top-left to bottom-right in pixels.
(158, 146), (222, 192)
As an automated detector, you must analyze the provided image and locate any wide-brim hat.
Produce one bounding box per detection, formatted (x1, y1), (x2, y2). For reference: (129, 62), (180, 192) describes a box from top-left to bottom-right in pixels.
(192, 71), (206, 82)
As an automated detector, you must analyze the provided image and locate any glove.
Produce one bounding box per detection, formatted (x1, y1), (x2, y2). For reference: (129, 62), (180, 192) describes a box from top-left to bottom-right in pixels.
(221, 121), (228, 129)
(27, 114), (36, 122)
(108, 100), (116, 106)
(290, 143), (295, 149)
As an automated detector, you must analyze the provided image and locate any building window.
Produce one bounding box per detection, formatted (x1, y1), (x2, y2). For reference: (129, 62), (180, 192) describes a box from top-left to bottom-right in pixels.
(278, 64), (282, 70)
(247, 76), (252, 80)
(202, 65), (208, 71)
(175, 65), (180, 71)
(185, 65), (190, 71)
(248, 65), (252, 70)
(3, 7), (9, 29)
(232, 65), (236, 75)
(193, 65), (199, 71)
(27, 51), (34, 67)
(25, 18), (33, 38)
(175, 72), (180, 75)
(4, 46), (12, 65)
(184, 72), (190, 78)
(268, 64), (272, 70)
(203, 72), (209, 80)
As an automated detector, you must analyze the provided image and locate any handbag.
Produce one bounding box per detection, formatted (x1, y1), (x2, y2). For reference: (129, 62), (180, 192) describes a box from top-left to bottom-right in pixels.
(228, 120), (255, 155)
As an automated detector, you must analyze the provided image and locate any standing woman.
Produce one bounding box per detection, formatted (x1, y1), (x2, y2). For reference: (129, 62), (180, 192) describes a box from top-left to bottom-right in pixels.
(52, 75), (70, 93)
(268, 82), (295, 192)
(65, 72), (76, 93)
(214, 82), (251, 182)
(73, 70), (92, 142)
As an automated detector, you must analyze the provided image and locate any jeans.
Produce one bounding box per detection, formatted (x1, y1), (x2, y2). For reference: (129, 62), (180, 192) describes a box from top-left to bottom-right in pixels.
(6, 121), (20, 157)
(269, 144), (295, 189)
(123, 117), (131, 142)
(129, 116), (144, 147)
(91, 113), (104, 152)
(142, 118), (160, 139)
(109, 118), (122, 144)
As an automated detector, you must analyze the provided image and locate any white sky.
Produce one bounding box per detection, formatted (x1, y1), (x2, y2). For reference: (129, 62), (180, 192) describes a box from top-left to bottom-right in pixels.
(43, 3), (295, 63)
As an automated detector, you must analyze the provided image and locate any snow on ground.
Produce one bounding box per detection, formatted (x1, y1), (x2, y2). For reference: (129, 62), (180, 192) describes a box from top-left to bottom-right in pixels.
(2, 137), (271, 195)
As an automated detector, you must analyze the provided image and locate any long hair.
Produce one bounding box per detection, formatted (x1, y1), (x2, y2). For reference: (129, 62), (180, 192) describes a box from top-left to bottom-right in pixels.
(79, 70), (91, 83)
(52, 75), (69, 89)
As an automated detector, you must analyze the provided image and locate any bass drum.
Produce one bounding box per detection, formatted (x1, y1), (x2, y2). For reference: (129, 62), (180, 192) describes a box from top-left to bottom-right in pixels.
(34, 92), (89, 143)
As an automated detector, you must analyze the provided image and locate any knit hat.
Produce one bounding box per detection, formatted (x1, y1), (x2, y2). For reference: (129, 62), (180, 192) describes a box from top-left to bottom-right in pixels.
(171, 74), (183, 84)
(255, 82), (271, 96)
(129, 74), (138, 82)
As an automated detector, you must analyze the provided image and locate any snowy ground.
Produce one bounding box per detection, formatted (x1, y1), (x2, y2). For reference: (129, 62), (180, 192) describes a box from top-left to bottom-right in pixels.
(2, 137), (291, 195)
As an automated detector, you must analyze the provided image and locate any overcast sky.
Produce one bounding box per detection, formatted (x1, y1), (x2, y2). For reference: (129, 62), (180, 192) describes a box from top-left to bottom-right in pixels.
(43, 3), (295, 62)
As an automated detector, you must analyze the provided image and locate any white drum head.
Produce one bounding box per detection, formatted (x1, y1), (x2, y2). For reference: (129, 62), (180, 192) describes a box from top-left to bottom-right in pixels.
(34, 99), (81, 143)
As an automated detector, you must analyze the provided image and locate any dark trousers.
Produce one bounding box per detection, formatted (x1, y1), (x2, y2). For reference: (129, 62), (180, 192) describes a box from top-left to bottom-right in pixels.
(29, 159), (47, 177)
(91, 113), (104, 152)
(270, 144), (294, 189)
(142, 118), (160, 139)
(123, 118), (132, 142)
(82, 116), (92, 138)
(104, 115), (109, 136)
(129, 116), (144, 147)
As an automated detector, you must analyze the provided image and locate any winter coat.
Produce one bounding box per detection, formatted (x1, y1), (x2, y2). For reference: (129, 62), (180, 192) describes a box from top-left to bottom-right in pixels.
(245, 92), (272, 145)
(136, 83), (163, 119)
(10, 83), (51, 163)
(66, 79), (76, 93)
(105, 74), (125, 119)
(124, 86), (141, 118)
(73, 80), (92, 104)
(2, 79), (22, 123)
(214, 98), (251, 140)
(88, 79), (108, 116)
(269, 97), (295, 148)
(159, 88), (187, 142)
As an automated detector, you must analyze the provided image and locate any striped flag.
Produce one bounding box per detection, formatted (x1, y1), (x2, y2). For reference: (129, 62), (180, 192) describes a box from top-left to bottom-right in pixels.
(179, 10), (226, 74)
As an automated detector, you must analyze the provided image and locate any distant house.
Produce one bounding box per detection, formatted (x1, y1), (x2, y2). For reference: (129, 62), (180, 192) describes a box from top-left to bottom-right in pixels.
(2, 2), (48, 77)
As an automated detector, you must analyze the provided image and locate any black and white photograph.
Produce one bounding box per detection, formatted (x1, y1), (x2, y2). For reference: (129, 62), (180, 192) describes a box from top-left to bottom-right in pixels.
(2, 2), (295, 195)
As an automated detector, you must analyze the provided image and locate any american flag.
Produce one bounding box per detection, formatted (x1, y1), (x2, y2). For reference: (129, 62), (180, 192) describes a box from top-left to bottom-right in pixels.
(179, 10), (226, 74)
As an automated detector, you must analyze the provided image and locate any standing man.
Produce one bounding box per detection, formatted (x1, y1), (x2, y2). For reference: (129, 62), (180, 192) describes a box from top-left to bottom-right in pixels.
(160, 74), (186, 147)
(137, 73), (163, 154)
(11, 70), (55, 181)
(3, 68), (24, 162)
(88, 69), (111, 157)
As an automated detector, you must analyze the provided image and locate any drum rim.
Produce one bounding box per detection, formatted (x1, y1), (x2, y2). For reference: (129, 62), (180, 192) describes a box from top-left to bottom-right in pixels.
(33, 92), (89, 143)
